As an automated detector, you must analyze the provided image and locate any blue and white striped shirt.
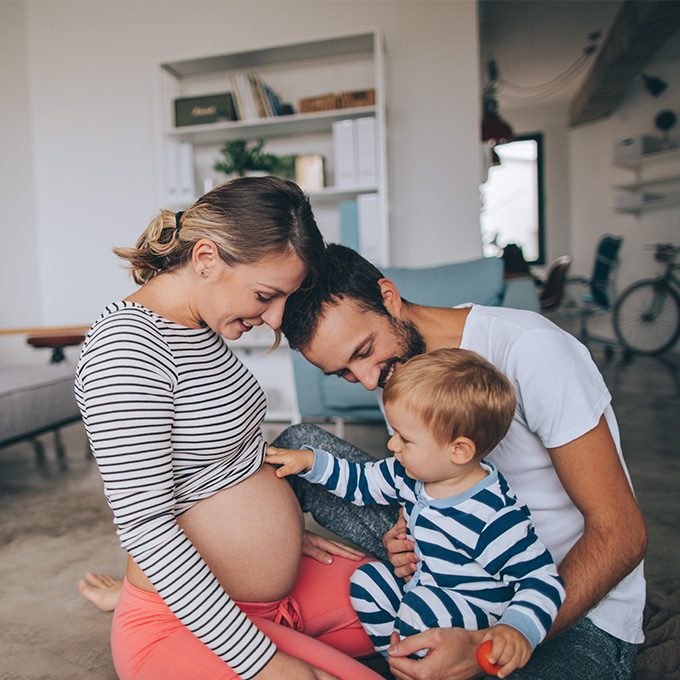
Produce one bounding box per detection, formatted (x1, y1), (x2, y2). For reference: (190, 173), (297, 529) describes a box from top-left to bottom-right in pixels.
(302, 448), (565, 648)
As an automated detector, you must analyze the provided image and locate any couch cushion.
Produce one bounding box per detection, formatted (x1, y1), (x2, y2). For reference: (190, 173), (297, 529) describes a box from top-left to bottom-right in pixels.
(0, 364), (80, 446)
(383, 257), (505, 308)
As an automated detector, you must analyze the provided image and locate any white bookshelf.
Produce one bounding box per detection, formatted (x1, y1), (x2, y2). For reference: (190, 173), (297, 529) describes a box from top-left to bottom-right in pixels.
(156, 31), (389, 262)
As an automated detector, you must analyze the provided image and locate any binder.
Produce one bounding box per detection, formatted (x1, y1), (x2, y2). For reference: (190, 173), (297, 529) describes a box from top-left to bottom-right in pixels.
(357, 193), (383, 265)
(339, 200), (359, 251)
(332, 119), (357, 188)
(178, 143), (196, 204)
(356, 117), (377, 187)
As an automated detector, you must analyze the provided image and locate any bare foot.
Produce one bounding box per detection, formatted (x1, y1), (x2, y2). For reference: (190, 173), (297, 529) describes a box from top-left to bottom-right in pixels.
(78, 572), (123, 612)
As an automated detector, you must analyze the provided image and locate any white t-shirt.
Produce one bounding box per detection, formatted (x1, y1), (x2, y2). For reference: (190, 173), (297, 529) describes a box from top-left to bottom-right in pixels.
(461, 305), (645, 644)
(380, 304), (645, 644)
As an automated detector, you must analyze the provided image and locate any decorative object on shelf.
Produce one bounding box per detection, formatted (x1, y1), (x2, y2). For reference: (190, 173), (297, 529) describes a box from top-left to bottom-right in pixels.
(174, 93), (237, 127)
(295, 155), (325, 192)
(642, 72), (668, 98)
(299, 93), (341, 113)
(298, 88), (376, 114)
(213, 140), (296, 179)
(340, 89), (376, 109)
(655, 109), (677, 148)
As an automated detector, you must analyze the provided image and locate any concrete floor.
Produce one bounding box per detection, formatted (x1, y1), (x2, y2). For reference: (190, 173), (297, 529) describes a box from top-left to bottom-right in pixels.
(0, 347), (678, 679)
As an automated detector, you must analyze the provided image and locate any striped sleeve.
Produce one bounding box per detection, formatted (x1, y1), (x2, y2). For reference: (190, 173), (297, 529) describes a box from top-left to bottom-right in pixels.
(75, 310), (275, 677)
(301, 446), (403, 505)
(474, 500), (565, 649)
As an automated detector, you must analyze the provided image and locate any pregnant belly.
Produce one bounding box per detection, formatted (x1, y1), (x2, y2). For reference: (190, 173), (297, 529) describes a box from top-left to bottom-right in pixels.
(177, 463), (305, 602)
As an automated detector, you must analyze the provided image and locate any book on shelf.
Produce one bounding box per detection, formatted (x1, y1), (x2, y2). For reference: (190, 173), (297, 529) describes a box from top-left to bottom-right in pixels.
(229, 73), (284, 121)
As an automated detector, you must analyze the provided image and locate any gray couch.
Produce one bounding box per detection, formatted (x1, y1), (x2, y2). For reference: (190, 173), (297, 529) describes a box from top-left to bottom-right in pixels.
(0, 363), (81, 464)
(291, 256), (540, 424)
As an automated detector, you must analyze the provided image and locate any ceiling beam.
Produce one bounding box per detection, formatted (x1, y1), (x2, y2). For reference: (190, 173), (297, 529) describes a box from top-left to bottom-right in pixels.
(569, 0), (680, 127)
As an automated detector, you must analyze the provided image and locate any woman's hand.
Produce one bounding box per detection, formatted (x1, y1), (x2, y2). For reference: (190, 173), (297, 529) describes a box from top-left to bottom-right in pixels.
(303, 530), (365, 565)
(265, 445), (314, 477)
(383, 509), (418, 581)
(387, 628), (486, 680)
(255, 651), (339, 680)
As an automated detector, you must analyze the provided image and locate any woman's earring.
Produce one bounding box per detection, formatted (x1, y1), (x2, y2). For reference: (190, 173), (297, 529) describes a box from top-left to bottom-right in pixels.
(200, 270), (206, 277)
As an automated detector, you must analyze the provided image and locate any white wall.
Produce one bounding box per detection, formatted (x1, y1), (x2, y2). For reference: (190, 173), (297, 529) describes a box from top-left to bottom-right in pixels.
(570, 57), (680, 289)
(0, 1), (41, 327)
(1, 0), (482, 360)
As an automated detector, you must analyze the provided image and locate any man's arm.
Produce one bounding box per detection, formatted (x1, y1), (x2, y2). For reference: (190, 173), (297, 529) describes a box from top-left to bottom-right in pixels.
(545, 414), (647, 637)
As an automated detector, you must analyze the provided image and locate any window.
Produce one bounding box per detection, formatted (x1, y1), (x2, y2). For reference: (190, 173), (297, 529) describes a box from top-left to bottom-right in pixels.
(480, 134), (545, 265)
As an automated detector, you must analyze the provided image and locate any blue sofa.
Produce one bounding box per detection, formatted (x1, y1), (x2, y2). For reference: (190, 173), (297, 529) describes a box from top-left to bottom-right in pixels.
(291, 256), (540, 424)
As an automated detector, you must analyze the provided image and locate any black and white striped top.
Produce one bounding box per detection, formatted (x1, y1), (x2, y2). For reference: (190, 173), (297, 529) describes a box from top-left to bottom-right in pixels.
(75, 301), (276, 677)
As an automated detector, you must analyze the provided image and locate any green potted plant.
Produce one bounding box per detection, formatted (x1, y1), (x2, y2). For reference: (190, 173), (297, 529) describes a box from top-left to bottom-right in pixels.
(213, 139), (296, 179)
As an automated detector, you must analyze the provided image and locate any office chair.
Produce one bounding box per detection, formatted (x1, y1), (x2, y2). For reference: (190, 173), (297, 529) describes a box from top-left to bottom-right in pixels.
(560, 235), (624, 356)
(538, 255), (571, 310)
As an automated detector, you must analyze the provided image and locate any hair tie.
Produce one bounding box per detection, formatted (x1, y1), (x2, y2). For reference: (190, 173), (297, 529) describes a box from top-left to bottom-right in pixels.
(174, 211), (185, 236)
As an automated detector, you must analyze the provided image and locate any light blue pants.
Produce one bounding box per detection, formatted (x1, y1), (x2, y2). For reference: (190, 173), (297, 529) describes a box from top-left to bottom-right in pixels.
(349, 560), (497, 658)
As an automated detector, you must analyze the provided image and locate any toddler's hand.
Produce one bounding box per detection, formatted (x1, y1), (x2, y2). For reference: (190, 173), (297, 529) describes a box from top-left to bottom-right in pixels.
(479, 624), (531, 678)
(265, 445), (314, 477)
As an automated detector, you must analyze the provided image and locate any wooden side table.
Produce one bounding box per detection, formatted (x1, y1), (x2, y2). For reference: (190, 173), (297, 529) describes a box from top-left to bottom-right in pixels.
(26, 332), (86, 364)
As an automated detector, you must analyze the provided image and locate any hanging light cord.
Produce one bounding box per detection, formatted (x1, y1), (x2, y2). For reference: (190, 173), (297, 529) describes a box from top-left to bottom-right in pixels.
(487, 35), (600, 104)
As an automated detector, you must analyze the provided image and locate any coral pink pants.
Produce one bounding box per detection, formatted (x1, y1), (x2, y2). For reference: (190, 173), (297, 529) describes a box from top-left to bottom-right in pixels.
(111, 555), (382, 679)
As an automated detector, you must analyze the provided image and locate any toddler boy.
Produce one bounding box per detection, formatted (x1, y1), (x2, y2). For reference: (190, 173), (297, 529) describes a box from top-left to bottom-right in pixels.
(266, 348), (565, 678)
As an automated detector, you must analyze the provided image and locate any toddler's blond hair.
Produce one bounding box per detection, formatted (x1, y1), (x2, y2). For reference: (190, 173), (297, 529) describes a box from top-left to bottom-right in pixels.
(383, 348), (516, 459)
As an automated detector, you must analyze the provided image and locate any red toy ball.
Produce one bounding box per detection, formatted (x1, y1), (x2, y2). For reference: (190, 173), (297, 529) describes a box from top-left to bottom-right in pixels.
(476, 640), (502, 675)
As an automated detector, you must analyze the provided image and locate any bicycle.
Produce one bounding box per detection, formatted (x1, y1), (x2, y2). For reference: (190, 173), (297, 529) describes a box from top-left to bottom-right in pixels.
(613, 243), (680, 356)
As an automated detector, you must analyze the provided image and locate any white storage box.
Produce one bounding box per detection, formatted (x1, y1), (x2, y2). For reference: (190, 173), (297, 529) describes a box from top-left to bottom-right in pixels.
(614, 135), (663, 161)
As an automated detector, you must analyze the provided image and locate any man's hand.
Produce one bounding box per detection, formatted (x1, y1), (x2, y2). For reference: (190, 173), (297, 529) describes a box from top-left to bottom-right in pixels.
(387, 628), (486, 680)
(479, 625), (531, 679)
(383, 509), (418, 581)
(265, 445), (314, 477)
(303, 531), (365, 565)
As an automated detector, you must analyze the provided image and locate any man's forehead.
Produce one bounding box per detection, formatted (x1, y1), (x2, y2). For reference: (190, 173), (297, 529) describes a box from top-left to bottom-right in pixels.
(302, 300), (373, 368)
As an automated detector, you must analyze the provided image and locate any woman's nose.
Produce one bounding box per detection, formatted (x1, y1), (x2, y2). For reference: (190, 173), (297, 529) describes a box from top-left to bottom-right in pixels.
(261, 299), (286, 330)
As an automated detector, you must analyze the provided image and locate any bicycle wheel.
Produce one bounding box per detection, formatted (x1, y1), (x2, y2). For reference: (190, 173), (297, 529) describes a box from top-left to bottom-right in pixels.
(614, 279), (680, 355)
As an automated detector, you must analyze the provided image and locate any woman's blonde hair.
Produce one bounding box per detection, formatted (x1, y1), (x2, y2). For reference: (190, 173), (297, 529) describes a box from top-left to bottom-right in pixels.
(383, 348), (516, 458)
(114, 175), (325, 287)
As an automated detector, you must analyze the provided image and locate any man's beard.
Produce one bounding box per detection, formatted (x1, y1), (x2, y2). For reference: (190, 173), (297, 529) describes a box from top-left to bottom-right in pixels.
(377, 317), (427, 388)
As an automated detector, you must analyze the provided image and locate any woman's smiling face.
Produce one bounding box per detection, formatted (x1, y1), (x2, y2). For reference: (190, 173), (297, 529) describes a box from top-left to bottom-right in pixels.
(199, 250), (307, 339)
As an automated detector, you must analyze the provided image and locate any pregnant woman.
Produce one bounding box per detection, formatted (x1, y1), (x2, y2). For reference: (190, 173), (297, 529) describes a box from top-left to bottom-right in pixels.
(75, 177), (381, 680)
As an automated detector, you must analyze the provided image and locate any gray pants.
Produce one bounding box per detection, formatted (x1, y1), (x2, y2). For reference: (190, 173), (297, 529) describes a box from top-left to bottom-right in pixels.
(272, 423), (638, 680)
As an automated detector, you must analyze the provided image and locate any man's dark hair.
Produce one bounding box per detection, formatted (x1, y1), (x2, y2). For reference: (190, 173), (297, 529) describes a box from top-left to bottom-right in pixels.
(281, 244), (390, 350)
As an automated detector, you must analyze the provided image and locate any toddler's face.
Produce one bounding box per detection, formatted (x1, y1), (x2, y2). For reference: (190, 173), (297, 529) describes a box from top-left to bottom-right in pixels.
(384, 401), (454, 483)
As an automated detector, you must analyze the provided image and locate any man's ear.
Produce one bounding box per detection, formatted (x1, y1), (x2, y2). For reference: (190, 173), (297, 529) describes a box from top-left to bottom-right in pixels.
(378, 278), (404, 316)
(192, 239), (219, 275)
(450, 436), (477, 465)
